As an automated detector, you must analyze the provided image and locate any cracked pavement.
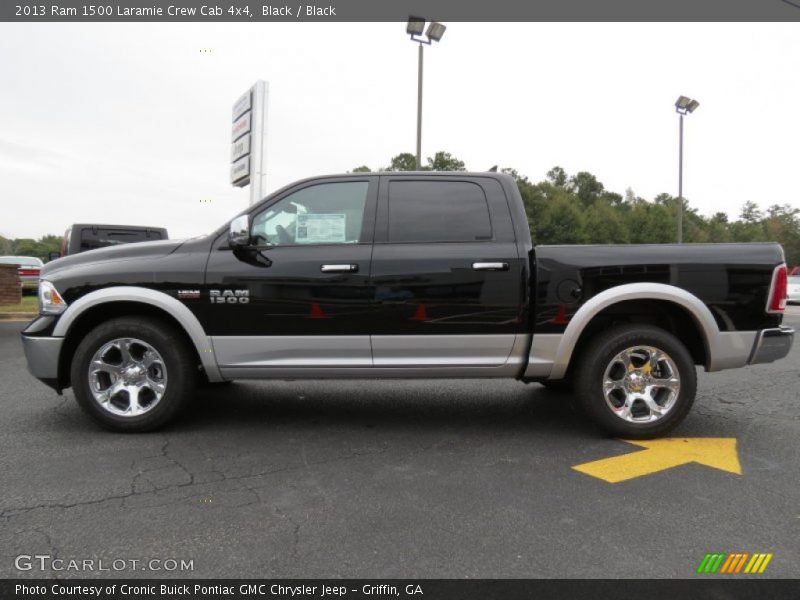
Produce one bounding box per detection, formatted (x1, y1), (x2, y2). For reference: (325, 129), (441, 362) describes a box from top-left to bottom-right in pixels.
(1, 311), (799, 578)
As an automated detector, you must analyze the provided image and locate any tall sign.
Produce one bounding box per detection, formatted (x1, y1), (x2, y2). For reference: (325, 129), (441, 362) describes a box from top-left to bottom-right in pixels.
(230, 80), (269, 205)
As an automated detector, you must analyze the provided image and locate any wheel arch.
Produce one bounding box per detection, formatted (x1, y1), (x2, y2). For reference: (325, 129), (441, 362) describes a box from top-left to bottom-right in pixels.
(548, 283), (720, 380)
(53, 287), (221, 389)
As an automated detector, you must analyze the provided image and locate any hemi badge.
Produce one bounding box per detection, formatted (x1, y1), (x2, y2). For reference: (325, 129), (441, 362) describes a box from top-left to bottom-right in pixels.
(177, 290), (201, 299)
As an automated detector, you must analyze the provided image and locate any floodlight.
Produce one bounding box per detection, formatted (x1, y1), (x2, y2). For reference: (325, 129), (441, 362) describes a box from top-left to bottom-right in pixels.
(426, 22), (446, 42)
(407, 16), (425, 36)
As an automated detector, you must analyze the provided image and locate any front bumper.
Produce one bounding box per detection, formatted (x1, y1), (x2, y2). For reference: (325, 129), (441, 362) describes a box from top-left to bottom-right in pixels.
(21, 334), (62, 380)
(748, 327), (794, 365)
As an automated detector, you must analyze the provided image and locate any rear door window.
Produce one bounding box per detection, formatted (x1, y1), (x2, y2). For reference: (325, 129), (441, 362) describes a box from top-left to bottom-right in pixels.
(387, 180), (492, 243)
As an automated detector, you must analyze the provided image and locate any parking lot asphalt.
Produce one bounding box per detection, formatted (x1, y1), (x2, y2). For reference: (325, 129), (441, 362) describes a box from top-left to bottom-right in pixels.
(1, 311), (799, 579)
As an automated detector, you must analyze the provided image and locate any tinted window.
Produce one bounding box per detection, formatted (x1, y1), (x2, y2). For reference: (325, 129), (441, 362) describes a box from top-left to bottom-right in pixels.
(80, 229), (164, 252)
(251, 181), (369, 246)
(388, 181), (492, 243)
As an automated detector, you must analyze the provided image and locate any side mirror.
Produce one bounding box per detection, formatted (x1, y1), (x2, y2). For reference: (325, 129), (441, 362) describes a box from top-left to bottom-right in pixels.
(48, 251), (61, 261)
(229, 215), (250, 247)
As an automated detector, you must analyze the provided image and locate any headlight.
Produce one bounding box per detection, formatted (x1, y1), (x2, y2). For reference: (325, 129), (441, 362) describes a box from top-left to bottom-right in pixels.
(39, 280), (68, 315)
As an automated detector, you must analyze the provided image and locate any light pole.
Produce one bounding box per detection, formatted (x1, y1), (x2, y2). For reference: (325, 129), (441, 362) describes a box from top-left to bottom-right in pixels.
(674, 95), (700, 243)
(407, 16), (446, 170)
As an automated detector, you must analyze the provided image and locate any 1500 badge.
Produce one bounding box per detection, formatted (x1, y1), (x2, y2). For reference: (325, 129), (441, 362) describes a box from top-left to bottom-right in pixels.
(209, 289), (250, 304)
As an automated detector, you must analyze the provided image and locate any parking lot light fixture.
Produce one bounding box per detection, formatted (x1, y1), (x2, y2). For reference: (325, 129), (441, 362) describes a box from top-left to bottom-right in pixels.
(674, 95), (700, 243)
(407, 16), (447, 170)
(426, 22), (447, 42)
(406, 16), (425, 36)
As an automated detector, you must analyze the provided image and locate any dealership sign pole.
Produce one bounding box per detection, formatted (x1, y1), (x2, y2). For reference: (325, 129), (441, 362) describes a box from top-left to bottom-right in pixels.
(230, 80), (269, 205)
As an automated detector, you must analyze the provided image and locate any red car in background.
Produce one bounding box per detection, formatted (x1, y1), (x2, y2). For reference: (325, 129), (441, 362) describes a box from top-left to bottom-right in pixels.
(0, 256), (43, 293)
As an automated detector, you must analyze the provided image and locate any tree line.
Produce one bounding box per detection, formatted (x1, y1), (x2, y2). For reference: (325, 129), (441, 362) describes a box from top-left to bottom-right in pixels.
(4, 152), (798, 266)
(0, 235), (61, 262)
(353, 152), (800, 266)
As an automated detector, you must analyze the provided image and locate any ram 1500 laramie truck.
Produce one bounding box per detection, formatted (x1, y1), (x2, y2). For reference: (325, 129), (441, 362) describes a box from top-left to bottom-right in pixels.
(21, 172), (794, 436)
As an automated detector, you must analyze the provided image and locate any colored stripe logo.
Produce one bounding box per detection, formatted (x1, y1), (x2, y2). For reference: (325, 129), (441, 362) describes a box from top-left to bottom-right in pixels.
(696, 552), (773, 574)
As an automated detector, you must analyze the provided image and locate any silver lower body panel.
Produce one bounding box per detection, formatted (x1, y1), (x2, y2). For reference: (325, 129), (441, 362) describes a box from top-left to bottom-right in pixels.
(212, 335), (372, 368)
(21, 335), (62, 380)
(213, 334), (530, 379)
(219, 365), (524, 379)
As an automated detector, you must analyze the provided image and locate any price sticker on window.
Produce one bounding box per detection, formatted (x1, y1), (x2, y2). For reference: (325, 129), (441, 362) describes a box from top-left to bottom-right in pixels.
(296, 214), (347, 244)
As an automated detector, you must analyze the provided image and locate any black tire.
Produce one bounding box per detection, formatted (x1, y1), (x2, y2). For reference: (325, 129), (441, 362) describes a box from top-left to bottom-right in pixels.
(574, 324), (697, 439)
(70, 317), (196, 432)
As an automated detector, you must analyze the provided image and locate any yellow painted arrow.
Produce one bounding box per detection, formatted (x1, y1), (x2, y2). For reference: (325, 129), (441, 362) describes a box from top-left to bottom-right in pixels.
(572, 438), (742, 483)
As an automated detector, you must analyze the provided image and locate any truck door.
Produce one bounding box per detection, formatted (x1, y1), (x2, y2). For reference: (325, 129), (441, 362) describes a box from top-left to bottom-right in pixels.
(202, 177), (378, 374)
(370, 175), (526, 369)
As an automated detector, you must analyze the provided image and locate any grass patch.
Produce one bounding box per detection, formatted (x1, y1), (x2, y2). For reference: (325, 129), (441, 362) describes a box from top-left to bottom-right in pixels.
(0, 295), (38, 313)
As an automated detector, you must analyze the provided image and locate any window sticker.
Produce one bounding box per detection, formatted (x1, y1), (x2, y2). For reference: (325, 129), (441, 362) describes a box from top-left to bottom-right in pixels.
(295, 213), (347, 243)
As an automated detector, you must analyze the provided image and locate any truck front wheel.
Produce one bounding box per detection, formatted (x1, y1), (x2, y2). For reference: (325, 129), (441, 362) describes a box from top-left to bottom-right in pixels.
(70, 317), (196, 432)
(574, 324), (697, 439)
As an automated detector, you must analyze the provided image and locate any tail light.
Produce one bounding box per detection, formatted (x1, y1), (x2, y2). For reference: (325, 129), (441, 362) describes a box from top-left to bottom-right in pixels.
(18, 268), (40, 277)
(767, 264), (788, 313)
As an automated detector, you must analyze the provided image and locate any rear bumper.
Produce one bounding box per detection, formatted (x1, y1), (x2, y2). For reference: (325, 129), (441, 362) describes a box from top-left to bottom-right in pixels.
(748, 327), (794, 365)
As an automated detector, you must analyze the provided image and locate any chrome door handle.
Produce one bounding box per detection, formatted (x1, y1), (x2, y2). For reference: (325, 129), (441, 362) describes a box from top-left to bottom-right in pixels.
(472, 262), (509, 271)
(321, 264), (359, 273)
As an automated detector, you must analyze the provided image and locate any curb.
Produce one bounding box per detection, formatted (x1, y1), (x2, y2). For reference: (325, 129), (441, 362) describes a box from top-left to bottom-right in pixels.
(0, 312), (36, 321)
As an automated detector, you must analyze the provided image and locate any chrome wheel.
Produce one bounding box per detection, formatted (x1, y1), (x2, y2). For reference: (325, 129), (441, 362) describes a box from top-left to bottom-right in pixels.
(602, 345), (680, 423)
(87, 337), (168, 417)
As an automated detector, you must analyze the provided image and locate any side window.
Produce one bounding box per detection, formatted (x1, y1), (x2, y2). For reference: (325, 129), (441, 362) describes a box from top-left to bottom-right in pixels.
(251, 182), (369, 246)
(388, 181), (492, 243)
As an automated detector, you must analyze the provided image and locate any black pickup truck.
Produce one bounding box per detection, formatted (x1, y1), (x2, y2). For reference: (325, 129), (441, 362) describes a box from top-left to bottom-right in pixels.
(21, 172), (794, 437)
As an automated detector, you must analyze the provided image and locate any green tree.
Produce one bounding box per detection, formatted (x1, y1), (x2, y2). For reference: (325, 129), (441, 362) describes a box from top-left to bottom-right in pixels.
(570, 171), (604, 207)
(500, 168), (530, 186)
(762, 205), (800, 266)
(534, 194), (586, 244)
(351, 165), (371, 173)
(546, 166), (568, 187)
(9, 235), (62, 261)
(730, 201), (766, 242)
(12, 238), (39, 256)
(39, 235), (62, 257)
(385, 153), (417, 172)
(426, 151), (465, 172)
(584, 201), (629, 244)
(704, 213), (732, 243)
(740, 201), (763, 223)
(625, 201), (675, 244)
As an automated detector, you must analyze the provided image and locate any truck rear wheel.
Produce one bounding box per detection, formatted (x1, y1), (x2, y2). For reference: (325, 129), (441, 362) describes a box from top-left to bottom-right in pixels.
(70, 317), (196, 432)
(574, 324), (696, 439)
